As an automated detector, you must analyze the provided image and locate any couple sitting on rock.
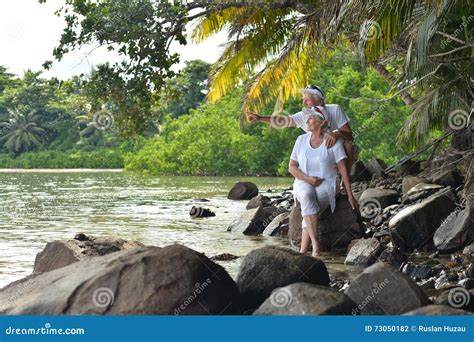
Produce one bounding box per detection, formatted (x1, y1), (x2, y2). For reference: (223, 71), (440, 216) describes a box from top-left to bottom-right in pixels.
(247, 85), (359, 257)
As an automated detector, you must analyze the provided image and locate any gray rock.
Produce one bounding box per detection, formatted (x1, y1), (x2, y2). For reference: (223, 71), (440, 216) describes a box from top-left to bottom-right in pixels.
(33, 235), (144, 273)
(253, 283), (356, 315)
(344, 238), (383, 267)
(428, 169), (463, 188)
(246, 194), (271, 210)
(350, 160), (372, 182)
(344, 262), (430, 315)
(402, 263), (435, 280)
(401, 176), (427, 195)
(463, 243), (474, 256)
(189, 206), (216, 218)
(458, 278), (474, 290)
(399, 160), (420, 175)
(289, 196), (363, 251)
(227, 182), (259, 200)
(236, 246), (329, 309)
(0, 245), (241, 315)
(262, 212), (290, 237)
(210, 253), (239, 261)
(434, 288), (474, 312)
(365, 158), (387, 177)
(376, 247), (407, 269)
(228, 206), (279, 235)
(359, 188), (399, 209)
(406, 183), (444, 197)
(434, 207), (473, 253)
(389, 187), (457, 250)
(403, 305), (473, 315)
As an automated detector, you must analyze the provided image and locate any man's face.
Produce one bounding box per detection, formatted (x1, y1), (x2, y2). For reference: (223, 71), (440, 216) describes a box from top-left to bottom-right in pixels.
(302, 93), (321, 108)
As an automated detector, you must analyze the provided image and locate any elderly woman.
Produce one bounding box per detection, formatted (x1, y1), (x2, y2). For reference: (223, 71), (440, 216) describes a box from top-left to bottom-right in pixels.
(289, 106), (358, 257)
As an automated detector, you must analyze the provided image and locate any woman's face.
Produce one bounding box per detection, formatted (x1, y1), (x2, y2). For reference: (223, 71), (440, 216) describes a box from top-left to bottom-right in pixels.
(305, 115), (325, 131)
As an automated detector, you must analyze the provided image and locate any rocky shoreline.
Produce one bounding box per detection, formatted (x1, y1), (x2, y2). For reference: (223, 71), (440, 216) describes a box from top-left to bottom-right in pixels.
(0, 150), (472, 315)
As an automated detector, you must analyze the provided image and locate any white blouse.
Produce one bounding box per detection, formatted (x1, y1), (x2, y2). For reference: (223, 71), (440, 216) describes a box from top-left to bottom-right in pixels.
(290, 133), (347, 212)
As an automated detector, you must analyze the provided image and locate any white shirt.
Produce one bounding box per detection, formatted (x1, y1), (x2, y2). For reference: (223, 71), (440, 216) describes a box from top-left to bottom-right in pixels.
(290, 133), (347, 212)
(291, 104), (350, 132)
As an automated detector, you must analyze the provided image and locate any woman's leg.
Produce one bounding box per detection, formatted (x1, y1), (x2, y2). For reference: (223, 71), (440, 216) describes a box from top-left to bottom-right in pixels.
(294, 182), (319, 256)
(300, 228), (311, 254)
(303, 214), (320, 257)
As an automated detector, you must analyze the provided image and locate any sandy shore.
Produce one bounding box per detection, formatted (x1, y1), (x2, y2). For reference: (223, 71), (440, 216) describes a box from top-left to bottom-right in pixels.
(0, 168), (124, 173)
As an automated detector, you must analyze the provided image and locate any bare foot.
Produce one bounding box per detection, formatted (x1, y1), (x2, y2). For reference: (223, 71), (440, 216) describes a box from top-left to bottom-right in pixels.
(312, 250), (320, 258)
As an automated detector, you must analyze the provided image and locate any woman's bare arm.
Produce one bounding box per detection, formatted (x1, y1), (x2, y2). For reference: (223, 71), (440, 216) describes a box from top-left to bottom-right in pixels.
(289, 159), (322, 186)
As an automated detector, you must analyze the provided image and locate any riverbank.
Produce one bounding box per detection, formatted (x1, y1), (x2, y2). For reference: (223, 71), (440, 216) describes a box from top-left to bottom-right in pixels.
(0, 168), (124, 173)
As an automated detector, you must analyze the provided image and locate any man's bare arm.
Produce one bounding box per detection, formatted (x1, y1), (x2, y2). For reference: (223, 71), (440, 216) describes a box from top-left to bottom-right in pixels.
(338, 123), (354, 141)
(246, 112), (297, 129)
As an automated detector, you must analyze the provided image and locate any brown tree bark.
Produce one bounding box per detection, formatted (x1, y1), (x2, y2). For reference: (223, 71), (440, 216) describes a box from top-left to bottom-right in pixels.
(372, 62), (416, 106)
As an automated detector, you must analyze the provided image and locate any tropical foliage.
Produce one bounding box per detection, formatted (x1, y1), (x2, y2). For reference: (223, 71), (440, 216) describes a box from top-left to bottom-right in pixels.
(45, 0), (473, 151)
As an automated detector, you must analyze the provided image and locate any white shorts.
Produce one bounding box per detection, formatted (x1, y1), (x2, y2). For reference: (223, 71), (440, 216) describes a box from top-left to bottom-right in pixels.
(294, 181), (331, 229)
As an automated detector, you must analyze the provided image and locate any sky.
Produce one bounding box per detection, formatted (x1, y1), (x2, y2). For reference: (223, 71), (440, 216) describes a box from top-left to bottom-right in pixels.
(0, 0), (227, 79)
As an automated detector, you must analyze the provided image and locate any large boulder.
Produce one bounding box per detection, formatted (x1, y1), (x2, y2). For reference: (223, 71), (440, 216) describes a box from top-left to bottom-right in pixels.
(33, 234), (144, 273)
(402, 176), (427, 195)
(403, 305), (473, 315)
(359, 188), (399, 209)
(434, 207), (473, 253)
(262, 212), (290, 237)
(246, 194), (271, 210)
(344, 238), (383, 267)
(345, 262), (430, 315)
(0, 245), (241, 315)
(236, 246), (329, 310)
(227, 206), (279, 235)
(428, 169), (464, 188)
(389, 187), (457, 250)
(227, 182), (259, 200)
(253, 283), (356, 315)
(365, 158), (387, 177)
(350, 160), (372, 182)
(289, 196), (363, 251)
(399, 160), (420, 175)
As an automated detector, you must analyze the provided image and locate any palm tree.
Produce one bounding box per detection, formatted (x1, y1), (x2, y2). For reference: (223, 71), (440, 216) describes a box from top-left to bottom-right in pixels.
(191, 0), (472, 149)
(0, 108), (47, 154)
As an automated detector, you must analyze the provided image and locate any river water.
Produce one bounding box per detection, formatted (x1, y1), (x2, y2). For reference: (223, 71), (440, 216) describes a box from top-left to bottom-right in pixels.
(0, 171), (358, 289)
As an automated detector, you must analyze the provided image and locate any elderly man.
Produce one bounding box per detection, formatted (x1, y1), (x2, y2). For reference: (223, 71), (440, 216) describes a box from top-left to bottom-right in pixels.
(246, 85), (357, 187)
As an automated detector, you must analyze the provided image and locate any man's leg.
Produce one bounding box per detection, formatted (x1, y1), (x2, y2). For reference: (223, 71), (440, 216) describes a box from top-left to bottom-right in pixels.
(340, 141), (356, 190)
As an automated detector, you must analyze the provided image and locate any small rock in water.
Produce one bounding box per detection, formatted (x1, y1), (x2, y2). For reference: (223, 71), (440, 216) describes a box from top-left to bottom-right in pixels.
(74, 233), (91, 241)
(192, 198), (210, 202)
(189, 206), (216, 218)
(210, 253), (239, 261)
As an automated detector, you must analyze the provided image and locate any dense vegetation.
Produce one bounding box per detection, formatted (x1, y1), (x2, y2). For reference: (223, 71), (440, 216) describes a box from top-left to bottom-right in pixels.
(46, 0), (472, 150)
(1, 51), (411, 174)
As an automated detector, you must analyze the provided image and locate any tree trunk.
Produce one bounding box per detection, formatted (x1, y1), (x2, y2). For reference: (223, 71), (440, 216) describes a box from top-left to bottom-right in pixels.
(372, 62), (416, 106)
